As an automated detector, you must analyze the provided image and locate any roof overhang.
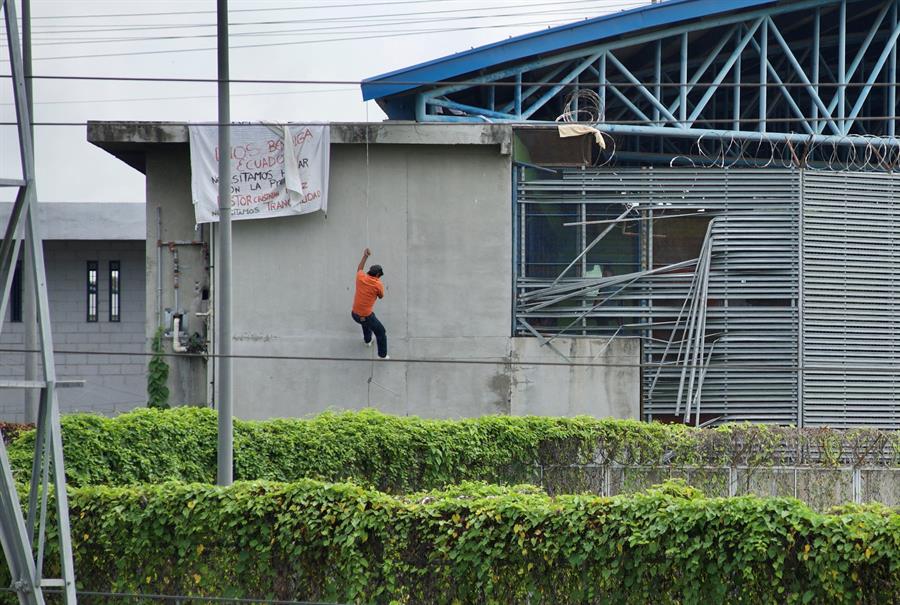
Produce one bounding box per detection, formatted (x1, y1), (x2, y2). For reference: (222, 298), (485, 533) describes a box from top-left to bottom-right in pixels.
(87, 121), (515, 166)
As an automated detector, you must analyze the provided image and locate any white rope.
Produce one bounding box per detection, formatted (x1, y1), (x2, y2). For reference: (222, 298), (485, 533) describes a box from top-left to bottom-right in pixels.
(363, 102), (376, 405)
(360, 103), (400, 403)
(365, 103), (371, 248)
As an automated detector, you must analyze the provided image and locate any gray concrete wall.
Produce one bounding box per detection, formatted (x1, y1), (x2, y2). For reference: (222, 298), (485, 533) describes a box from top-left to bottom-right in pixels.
(104, 123), (640, 420)
(145, 147), (209, 406)
(510, 337), (639, 418)
(0, 240), (147, 421)
(227, 143), (515, 419)
(223, 142), (639, 420)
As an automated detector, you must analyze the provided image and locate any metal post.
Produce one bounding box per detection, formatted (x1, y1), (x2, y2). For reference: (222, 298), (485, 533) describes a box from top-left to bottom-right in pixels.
(892, 1), (898, 137)
(759, 18), (767, 132)
(28, 215), (76, 602)
(3, 1), (75, 601)
(22, 0), (38, 425)
(843, 17), (900, 133)
(573, 74), (579, 118)
(688, 19), (763, 125)
(514, 72), (522, 118)
(598, 54), (606, 120)
(733, 26), (742, 132)
(839, 0), (846, 133)
(216, 0), (233, 486)
(812, 8), (820, 135)
(680, 32), (688, 125)
(654, 40), (661, 125)
(815, 1), (891, 135)
(798, 170), (805, 428)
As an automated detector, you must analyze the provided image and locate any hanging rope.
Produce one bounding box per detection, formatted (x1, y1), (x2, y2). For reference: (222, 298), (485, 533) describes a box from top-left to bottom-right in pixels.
(361, 104), (401, 405)
(364, 102), (376, 405)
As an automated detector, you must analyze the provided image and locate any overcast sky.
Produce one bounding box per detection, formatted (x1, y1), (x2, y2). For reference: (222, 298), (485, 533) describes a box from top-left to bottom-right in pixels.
(1, 0), (647, 203)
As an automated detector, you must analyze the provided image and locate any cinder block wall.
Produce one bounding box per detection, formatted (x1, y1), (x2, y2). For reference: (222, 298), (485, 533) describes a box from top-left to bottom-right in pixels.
(0, 240), (146, 421)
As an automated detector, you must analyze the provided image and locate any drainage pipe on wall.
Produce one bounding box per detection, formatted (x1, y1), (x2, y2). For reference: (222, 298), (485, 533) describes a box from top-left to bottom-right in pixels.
(172, 316), (187, 353)
(157, 206), (163, 328)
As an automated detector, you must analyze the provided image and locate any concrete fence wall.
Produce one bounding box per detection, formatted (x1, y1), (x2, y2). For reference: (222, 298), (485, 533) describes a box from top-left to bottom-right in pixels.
(540, 464), (900, 510)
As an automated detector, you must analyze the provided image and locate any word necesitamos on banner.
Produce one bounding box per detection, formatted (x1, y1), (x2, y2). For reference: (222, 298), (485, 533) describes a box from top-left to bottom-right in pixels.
(188, 124), (330, 224)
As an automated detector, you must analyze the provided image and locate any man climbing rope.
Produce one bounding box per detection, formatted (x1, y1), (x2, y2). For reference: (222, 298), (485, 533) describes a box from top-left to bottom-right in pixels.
(351, 248), (388, 359)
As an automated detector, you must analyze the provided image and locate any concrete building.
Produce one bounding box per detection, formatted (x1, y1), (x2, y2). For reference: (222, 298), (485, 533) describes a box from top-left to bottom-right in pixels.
(0, 202), (147, 421)
(87, 123), (639, 421)
(88, 0), (900, 428)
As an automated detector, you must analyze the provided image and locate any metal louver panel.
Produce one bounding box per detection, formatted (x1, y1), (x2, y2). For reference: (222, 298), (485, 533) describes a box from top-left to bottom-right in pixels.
(515, 168), (801, 424)
(801, 172), (900, 428)
(515, 167), (900, 428)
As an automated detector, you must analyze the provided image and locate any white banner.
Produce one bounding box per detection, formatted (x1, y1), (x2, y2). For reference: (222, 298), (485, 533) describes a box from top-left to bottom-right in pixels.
(189, 124), (330, 223)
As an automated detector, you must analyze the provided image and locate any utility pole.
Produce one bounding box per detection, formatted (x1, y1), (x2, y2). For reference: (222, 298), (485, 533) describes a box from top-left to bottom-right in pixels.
(216, 0), (233, 486)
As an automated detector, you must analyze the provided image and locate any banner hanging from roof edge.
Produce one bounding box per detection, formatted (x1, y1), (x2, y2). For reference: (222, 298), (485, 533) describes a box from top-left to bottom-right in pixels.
(189, 124), (330, 224)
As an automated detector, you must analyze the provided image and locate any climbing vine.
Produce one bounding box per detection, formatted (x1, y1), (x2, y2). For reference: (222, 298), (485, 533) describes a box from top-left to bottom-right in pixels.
(147, 327), (170, 409)
(18, 479), (899, 603)
(7, 408), (899, 489)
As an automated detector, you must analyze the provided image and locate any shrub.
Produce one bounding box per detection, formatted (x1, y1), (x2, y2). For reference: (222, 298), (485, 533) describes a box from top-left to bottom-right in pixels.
(24, 479), (899, 604)
(7, 408), (900, 490)
(147, 327), (170, 409)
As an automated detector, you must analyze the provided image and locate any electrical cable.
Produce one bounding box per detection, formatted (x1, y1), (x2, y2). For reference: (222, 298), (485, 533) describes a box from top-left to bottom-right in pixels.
(1, 347), (899, 373)
(0, 16), (618, 60)
(11, 1), (645, 36)
(0, 88), (359, 107)
(10, 9), (643, 47)
(26, 0), (644, 21)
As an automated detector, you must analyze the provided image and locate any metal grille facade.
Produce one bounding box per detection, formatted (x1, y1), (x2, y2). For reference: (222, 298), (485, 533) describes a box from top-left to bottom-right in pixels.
(515, 167), (900, 428)
(802, 172), (900, 428)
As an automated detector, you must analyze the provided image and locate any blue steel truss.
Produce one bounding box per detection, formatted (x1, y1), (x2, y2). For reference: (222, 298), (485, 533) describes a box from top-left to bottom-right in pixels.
(364, 0), (900, 148)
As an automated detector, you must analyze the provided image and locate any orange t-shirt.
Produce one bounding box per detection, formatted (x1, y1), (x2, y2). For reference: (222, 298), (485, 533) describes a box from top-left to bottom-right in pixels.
(352, 270), (384, 316)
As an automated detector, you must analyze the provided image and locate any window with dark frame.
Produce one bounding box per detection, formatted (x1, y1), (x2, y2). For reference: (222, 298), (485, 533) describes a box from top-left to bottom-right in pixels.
(109, 261), (121, 322)
(86, 261), (98, 322)
(10, 262), (22, 323)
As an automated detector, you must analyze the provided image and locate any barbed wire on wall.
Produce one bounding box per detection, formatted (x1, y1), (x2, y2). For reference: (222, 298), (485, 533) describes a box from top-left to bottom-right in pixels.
(663, 132), (900, 172)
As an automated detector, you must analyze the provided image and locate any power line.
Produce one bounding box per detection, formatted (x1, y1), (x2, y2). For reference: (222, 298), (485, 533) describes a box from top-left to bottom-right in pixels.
(27, 0), (617, 20)
(0, 16), (615, 60)
(13, 0), (645, 34)
(0, 88), (357, 107)
(1, 347), (900, 372)
(11, 9), (644, 48)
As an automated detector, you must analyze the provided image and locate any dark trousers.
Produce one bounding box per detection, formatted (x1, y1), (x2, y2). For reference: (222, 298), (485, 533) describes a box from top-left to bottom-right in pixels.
(352, 311), (388, 358)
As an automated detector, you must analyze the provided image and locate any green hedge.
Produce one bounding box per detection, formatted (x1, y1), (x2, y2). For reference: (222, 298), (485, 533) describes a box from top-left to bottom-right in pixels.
(9, 408), (900, 490)
(33, 480), (899, 604)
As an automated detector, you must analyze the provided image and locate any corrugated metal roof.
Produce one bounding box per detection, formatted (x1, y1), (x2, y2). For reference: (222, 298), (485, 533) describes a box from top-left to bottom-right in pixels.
(361, 0), (779, 102)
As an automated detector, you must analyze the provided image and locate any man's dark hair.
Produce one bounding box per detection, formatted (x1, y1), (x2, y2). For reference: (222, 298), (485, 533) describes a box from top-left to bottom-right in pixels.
(368, 265), (384, 278)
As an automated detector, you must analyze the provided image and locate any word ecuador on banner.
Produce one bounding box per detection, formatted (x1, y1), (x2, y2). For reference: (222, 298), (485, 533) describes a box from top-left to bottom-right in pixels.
(188, 124), (330, 223)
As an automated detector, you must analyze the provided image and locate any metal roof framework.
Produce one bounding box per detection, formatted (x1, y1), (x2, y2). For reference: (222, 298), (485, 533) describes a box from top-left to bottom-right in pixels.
(364, 0), (900, 154)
